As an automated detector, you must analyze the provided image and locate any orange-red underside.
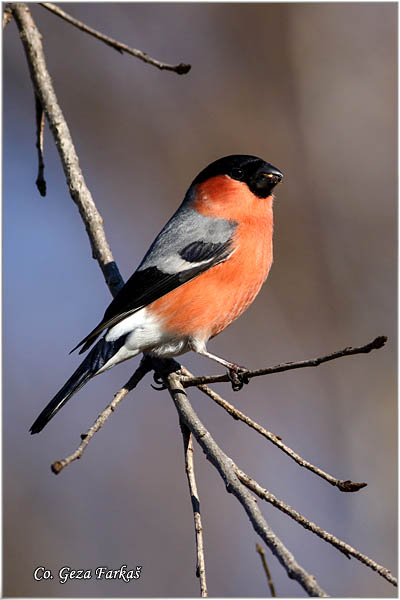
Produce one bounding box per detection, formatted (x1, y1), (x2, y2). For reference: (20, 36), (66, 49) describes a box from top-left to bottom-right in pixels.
(150, 175), (274, 341)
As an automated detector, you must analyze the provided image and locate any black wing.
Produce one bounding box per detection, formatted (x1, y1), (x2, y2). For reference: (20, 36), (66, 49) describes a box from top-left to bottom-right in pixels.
(71, 238), (234, 354)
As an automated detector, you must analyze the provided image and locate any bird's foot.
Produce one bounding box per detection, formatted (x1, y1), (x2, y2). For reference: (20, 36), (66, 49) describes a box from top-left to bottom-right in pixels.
(227, 364), (250, 391)
(151, 371), (167, 391)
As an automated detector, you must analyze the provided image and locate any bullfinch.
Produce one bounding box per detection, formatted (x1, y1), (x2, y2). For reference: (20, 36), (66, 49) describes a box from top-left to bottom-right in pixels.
(30, 154), (283, 434)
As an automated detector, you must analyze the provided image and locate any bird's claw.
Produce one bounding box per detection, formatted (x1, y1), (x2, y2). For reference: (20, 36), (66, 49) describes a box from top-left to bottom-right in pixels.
(151, 372), (167, 391)
(227, 366), (250, 391)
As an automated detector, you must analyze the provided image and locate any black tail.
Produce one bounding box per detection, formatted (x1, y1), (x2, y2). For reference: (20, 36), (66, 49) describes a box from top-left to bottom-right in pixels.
(30, 355), (94, 434)
(30, 334), (128, 434)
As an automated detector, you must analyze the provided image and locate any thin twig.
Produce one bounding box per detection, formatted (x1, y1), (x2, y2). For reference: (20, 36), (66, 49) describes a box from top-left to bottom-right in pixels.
(34, 94), (46, 196)
(157, 359), (328, 598)
(179, 366), (366, 493)
(256, 543), (276, 597)
(180, 423), (208, 597)
(238, 469), (397, 587)
(51, 357), (152, 474)
(11, 3), (124, 297)
(181, 336), (388, 388)
(3, 4), (12, 28)
(40, 2), (191, 75)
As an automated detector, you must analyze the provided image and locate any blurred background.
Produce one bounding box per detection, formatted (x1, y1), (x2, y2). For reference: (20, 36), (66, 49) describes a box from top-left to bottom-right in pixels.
(3, 2), (397, 597)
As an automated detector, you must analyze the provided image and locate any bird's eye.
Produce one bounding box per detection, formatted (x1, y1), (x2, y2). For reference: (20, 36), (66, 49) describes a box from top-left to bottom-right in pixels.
(231, 168), (244, 180)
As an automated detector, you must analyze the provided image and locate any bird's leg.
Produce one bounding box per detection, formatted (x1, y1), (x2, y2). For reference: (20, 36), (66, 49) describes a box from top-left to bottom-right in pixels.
(194, 347), (250, 391)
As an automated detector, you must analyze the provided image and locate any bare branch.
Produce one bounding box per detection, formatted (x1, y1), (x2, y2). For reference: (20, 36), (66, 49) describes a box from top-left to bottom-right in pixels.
(10, 2), (124, 297)
(179, 366), (366, 492)
(34, 94), (46, 196)
(51, 357), (152, 474)
(256, 543), (276, 597)
(40, 2), (191, 75)
(238, 469), (397, 588)
(159, 359), (397, 590)
(157, 359), (329, 598)
(180, 423), (208, 597)
(181, 336), (388, 388)
(3, 4), (12, 28)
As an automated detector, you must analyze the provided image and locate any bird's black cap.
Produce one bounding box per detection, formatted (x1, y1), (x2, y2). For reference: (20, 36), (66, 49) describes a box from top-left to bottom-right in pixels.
(192, 154), (283, 198)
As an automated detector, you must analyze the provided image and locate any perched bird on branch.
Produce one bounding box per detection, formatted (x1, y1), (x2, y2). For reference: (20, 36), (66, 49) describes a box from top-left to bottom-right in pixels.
(30, 154), (283, 433)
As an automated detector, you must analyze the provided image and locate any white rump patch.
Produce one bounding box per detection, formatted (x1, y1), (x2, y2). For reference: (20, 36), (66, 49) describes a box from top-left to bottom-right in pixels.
(97, 307), (192, 373)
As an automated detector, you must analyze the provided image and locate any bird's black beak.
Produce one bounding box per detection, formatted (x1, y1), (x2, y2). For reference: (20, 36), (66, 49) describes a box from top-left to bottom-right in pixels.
(263, 170), (283, 187)
(249, 162), (283, 198)
(263, 165), (283, 186)
(254, 167), (283, 197)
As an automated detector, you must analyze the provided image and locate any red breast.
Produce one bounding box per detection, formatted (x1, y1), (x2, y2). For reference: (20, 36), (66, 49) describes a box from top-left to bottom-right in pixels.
(149, 175), (274, 340)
